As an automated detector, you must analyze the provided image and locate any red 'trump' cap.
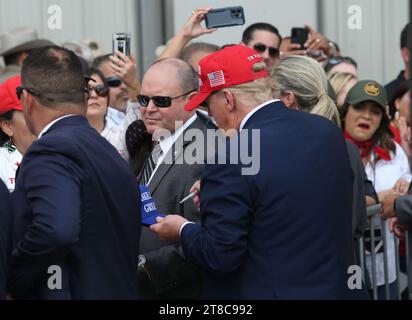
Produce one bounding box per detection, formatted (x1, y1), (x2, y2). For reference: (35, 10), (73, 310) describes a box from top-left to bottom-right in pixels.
(184, 45), (268, 111)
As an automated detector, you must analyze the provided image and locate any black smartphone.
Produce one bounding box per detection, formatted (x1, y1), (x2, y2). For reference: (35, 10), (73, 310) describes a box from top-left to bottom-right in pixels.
(291, 27), (309, 49)
(113, 32), (131, 56)
(205, 6), (245, 29)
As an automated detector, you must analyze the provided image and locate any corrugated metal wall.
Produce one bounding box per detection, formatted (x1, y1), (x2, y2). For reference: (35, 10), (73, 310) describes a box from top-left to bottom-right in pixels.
(321, 0), (409, 84)
(0, 0), (409, 84)
(0, 0), (142, 69)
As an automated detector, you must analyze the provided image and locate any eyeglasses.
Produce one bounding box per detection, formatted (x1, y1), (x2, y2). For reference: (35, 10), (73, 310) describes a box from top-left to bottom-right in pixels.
(16, 86), (41, 100)
(137, 90), (196, 108)
(105, 76), (122, 88)
(252, 43), (280, 58)
(87, 84), (109, 98)
(324, 56), (358, 73)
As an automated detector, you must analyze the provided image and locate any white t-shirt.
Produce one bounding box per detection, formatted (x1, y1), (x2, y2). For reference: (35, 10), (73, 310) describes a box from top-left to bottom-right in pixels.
(101, 125), (129, 161)
(103, 100), (141, 162)
(365, 142), (412, 286)
(0, 142), (23, 192)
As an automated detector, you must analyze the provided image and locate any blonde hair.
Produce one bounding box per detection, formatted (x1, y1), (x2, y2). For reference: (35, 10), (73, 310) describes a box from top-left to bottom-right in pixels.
(271, 55), (341, 127)
(328, 72), (357, 108)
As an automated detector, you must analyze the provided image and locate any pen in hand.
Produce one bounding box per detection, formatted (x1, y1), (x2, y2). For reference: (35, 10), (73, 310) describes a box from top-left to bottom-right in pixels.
(179, 191), (198, 204)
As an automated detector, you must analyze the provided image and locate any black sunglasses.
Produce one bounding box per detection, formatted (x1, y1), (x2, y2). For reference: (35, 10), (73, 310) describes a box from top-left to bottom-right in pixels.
(137, 90), (196, 108)
(324, 56), (358, 73)
(105, 76), (122, 88)
(87, 84), (109, 98)
(253, 43), (280, 58)
(16, 86), (42, 100)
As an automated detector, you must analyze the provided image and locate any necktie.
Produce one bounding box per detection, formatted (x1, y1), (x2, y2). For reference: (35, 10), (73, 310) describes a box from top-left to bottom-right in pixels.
(140, 142), (162, 185)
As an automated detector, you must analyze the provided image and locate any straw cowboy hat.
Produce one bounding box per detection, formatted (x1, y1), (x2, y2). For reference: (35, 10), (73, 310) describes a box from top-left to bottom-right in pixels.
(0, 26), (53, 56)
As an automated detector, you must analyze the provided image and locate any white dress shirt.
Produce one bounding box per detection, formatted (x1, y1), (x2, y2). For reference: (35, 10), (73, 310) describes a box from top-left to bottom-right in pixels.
(146, 113), (197, 185)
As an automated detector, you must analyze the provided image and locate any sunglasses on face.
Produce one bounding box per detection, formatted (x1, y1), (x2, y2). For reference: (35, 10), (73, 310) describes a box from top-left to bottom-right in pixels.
(253, 43), (280, 58)
(137, 90), (195, 108)
(105, 76), (122, 88)
(325, 56), (358, 73)
(87, 84), (109, 98)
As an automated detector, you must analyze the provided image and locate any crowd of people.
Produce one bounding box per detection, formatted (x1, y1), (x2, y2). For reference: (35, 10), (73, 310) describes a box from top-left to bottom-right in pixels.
(0, 7), (411, 300)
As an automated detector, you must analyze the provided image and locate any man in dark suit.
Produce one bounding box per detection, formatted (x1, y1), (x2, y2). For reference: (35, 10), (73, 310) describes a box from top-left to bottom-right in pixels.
(9, 46), (140, 299)
(136, 58), (218, 299)
(0, 180), (11, 299)
(151, 45), (368, 299)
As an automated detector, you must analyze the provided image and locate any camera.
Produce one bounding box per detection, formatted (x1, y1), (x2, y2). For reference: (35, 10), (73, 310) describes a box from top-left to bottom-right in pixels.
(113, 32), (131, 56)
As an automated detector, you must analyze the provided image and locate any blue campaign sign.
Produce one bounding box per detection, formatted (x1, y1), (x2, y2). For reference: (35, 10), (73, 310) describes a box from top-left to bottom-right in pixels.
(139, 185), (165, 226)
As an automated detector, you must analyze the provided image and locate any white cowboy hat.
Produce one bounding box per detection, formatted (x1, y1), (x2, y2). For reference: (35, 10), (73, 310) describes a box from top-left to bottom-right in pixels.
(0, 26), (54, 56)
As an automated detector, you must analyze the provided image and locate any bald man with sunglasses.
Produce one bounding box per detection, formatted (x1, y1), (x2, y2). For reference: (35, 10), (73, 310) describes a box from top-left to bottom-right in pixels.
(136, 58), (218, 299)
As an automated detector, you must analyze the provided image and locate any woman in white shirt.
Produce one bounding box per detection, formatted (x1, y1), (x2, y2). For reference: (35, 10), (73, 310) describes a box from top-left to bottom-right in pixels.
(342, 80), (411, 299)
(86, 68), (129, 160)
(0, 76), (36, 192)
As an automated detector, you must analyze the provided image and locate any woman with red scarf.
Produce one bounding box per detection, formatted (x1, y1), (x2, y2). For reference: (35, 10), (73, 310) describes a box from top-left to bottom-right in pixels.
(342, 80), (411, 299)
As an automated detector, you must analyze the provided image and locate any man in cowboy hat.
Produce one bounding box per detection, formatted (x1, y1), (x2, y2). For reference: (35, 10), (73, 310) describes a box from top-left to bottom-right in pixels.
(0, 26), (53, 82)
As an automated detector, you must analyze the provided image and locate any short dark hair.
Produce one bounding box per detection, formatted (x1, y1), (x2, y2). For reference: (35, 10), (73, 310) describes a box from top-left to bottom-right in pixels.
(21, 46), (86, 107)
(401, 22), (410, 49)
(4, 51), (24, 66)
(0, 110), (14, 145)
(88, 67), (110, 103)
(89, 67), (108, 87)
(92, 54), (111, 69)
(179, 42), (220, 64)
(388, 80), (410, 119)
(242, 22), (282, 47)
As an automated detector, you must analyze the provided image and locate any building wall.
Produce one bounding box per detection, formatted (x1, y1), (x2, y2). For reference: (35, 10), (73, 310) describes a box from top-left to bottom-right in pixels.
(0, 0), (140, 69)
(321, 0), (409, 84)
(0, 0), (409, 84)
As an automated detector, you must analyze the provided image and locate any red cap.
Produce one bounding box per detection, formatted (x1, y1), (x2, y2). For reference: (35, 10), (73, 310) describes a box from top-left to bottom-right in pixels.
(184, 45), (268, 111)
(0, 76), (23, 114)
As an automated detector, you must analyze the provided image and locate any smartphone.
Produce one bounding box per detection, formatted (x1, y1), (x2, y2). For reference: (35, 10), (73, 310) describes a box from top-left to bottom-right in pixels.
(291, 27), (309, 49)
(205, 6), (245, 29)
(113, 32), (131, 56)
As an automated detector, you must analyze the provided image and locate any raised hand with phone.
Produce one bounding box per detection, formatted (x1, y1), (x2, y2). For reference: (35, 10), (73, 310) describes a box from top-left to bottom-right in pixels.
(109, 35), (140, 101)
(158, 8), (217, 60)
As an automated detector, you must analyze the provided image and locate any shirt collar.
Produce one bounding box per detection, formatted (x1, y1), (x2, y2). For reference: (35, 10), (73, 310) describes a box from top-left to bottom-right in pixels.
(239, 99), (279, 131)
(158, 113), (197, 156)
(38, 114), (76, 138)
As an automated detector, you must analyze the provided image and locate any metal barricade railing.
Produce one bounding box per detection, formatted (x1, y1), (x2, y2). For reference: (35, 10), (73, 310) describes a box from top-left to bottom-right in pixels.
(356, 204), (407, 300)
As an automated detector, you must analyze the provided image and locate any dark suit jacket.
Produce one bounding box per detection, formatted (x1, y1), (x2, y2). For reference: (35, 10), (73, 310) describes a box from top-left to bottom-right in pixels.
(395, 188), (412, 297)
(139, 111), (218, 299)
(345, 141), (368, 240)
(0, 181), (11, 299)
(10, 115), (140, 299)
(181, 101), (369, 299)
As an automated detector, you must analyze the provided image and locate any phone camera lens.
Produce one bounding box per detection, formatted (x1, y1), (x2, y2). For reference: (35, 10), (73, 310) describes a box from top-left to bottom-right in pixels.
(232, 10), (242, 18)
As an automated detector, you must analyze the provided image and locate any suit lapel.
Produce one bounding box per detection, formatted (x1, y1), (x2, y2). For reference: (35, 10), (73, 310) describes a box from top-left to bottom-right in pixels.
(148, 113), (211, 194)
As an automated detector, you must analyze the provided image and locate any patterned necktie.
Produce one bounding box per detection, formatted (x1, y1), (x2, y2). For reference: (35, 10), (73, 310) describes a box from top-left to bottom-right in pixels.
(140, 142), (162, 185)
